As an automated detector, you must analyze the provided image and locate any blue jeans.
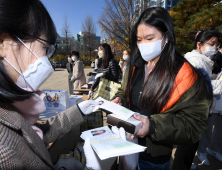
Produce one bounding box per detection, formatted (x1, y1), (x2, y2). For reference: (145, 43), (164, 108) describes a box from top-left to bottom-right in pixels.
(138, 159), (170, 170)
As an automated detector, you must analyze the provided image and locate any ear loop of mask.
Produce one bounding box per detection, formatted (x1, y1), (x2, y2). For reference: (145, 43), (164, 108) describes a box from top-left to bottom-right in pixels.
(161, 35), (168, 52)
(4, 36), (40, 74)
(4, 55), (31, 89)
(4, 57), (22, 75)
(15, 36), (39, 59)
(3, 36), (39, 89)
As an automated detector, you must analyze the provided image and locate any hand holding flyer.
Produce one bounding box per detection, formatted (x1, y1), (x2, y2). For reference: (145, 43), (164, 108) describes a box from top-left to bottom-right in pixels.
(81, 126), (146, 160)
(93, 97), (146, 134)
(94, 97), (135, 120)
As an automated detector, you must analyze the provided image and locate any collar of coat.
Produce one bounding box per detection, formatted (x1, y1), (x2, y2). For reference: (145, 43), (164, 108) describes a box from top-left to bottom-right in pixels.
(0, 103), (22, 129)
(0, 102), (54, 169)
(160, 62), (197, 113)
(185, 50), (214, 69)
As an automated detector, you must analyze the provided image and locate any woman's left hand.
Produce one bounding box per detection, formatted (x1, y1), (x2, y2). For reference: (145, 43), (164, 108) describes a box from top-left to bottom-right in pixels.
(78, 100), (99, 115)
(134, 115), (150, 138)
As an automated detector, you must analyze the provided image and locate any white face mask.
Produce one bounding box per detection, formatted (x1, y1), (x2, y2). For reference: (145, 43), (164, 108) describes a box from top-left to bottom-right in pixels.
(98, 51), (104, 58)
(123, 55), (129, 61)
(201, 46), (217, 58)
(72, 56), (78, 61)
(4, 37), (54, 91)
(68, 58), (72, 63)
(137, 36), (168, 62)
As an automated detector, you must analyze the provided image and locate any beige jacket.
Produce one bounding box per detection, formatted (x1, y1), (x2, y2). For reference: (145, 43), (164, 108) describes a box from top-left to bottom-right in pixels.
(70, 60), (86, 90)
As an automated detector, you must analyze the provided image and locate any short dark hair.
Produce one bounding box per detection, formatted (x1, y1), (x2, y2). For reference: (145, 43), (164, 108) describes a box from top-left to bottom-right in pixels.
(194, 30), (220, 49)
(96, 56), (99, 59)
(0, 0), (57, 103)
(71, 51), (80, 58)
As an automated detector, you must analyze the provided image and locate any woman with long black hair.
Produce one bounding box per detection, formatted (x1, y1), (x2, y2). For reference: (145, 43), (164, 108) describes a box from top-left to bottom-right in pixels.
(89, 43), (119, 96)
(112, 7), (212, 170)
(0, 0), (118, 169)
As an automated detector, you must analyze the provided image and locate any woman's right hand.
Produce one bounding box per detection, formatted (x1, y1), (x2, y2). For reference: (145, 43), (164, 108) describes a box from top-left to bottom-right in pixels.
(111, 97), (122, 105)
(83, 126), (125, 170)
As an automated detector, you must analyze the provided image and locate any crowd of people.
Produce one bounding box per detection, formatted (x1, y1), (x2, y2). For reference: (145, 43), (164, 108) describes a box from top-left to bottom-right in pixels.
(0, 0), (222, 170)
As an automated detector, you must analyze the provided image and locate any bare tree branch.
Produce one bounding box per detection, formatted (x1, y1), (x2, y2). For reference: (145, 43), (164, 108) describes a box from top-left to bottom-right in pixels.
(97, 0), (136, 48)
(61, 14), (72, 41)
(82, 14), (97, 58)
(60, 14), (72, 54)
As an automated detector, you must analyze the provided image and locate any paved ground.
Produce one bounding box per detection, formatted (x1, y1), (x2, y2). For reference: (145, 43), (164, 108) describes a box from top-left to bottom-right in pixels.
(39, 67), (93, 92)
(40, 68), (222, 170)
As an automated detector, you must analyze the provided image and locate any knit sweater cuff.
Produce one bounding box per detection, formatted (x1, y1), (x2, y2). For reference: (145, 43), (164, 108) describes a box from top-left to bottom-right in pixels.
(147, 119), (156, 136)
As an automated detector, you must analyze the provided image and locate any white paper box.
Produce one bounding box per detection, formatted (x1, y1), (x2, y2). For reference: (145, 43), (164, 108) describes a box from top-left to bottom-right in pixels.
(42, 89), (69, 112)
(69, 95), (83, 107)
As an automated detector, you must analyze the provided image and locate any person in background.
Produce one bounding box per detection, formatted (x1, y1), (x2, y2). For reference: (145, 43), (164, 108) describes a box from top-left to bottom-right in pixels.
(66, 54), (73, 95)
(88, 43), (119, 97)
(172, 30), (222, 170)
(176, 30), (222, 169)
(94, 56), (99, 72)
(112, 7), (212, 170)
(212, 41), (222, 74)
(0, 0), (120, 169)
(121, 49), (131, 78)
(70, 50), (86, 90)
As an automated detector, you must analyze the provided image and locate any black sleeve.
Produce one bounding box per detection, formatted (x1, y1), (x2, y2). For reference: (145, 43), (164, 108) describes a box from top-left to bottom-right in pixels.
(91, 77), (101, 91)
(103, 59), (119, 81)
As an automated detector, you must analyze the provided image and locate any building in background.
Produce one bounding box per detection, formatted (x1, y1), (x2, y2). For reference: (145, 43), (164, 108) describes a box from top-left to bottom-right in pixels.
(55, 33), (81, 55)
(134, 0), (181, 20)
(75, 31), (101, 48)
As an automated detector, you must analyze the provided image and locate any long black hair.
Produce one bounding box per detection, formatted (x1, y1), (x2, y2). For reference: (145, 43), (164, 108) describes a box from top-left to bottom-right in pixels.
(97, 43), (114, 68)
(125, 7), (212, 114)
(0, 0), (57, 103)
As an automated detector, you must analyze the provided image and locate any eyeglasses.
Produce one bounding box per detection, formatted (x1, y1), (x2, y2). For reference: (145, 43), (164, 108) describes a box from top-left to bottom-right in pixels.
(16, 35), (57, 59)
(205, 42), (221, 48)
(35, 37), (57, 59)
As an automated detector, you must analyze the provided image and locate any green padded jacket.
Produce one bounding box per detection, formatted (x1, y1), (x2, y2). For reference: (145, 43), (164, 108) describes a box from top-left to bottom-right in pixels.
(112, 63), (212, 157)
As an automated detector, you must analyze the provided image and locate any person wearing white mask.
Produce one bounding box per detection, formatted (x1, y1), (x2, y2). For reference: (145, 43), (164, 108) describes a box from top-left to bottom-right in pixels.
(111, 7), (213, 170)
(178, 30), (222, 169)
(0, 1), (121, 169)
(70, 50), (86, 90)
(66, 54), (74, 94)
(121, 49), (131, 79)
(88, 43), (119, 97)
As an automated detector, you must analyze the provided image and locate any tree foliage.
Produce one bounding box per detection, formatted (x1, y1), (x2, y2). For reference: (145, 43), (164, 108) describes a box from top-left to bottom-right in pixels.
(171, 0), (222, 54)
(50, 54), (67, 62)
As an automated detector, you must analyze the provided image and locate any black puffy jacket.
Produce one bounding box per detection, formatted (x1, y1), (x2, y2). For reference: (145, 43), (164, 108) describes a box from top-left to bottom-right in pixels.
(91, 58), (119, 90)
(212, 51), (222, 74)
